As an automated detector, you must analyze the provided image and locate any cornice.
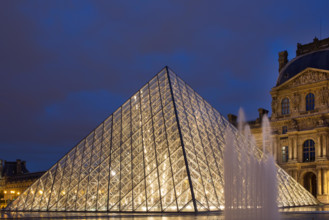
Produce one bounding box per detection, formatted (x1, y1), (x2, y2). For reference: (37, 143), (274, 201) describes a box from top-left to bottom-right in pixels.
(271, 67), (329, 94)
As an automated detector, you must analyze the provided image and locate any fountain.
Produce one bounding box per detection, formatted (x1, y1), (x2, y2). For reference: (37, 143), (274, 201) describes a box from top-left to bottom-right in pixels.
(224, 109), (279, 220)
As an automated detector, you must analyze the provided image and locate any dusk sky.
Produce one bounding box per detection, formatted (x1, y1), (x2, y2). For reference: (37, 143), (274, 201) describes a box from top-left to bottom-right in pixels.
(1, 0), (329, 172)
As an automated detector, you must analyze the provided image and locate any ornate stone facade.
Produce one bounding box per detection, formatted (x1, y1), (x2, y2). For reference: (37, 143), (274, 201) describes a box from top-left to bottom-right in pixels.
(269, 68), (329, 203)
(249, 37), (329, 203)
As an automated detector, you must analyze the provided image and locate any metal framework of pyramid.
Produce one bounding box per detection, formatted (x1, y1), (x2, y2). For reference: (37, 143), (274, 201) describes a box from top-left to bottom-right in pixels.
(6, 67), (318, 212)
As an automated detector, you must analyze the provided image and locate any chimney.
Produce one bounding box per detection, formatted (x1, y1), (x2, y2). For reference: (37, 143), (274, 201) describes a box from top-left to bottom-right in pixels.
(16, 159), (22, 174)
(227, 114), (237, 127)
(258, 108), (269, 121)
(278, 50), (288, 72)
(313, 37), (319, 49)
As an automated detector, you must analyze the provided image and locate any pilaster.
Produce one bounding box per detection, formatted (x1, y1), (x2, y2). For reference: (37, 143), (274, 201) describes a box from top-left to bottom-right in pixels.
(317, 169), (322, 196)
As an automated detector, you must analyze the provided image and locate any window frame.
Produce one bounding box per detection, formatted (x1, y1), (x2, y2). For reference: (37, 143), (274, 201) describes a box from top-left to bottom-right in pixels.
(303, 139), (315, 162)
(281, 98), (290, 115)
(306, 93), (315, 111)
(282, 146), (288, 163)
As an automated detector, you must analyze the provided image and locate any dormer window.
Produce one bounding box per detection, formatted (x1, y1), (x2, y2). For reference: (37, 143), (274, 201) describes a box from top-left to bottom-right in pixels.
(281, 98), (290, 115)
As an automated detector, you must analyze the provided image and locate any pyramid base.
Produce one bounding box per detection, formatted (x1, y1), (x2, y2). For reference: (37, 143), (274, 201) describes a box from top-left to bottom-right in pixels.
(317, 195), (329, 204)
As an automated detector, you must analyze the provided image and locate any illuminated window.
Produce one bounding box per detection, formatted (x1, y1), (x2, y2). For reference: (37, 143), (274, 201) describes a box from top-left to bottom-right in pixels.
(306, 93), (315, 111)
(281, 98), (290, 115)
(282, 146), (288, 163)
(303, 139), (315, 162)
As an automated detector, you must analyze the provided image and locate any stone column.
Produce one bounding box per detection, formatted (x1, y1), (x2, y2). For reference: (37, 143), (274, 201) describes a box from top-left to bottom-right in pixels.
(298, 140), (303, 163)
(322, 134), (327, 159)
(324, 168), (329, 195)
(317, 135), (322, 159)
(323, 169), (328, 195)
(293, 137), (298, 161)
(318, 169), (322, 196)
(288, 138), (293, 161)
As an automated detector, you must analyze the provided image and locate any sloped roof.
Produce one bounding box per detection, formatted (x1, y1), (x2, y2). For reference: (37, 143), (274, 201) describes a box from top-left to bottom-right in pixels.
(277, 48), (329, 86)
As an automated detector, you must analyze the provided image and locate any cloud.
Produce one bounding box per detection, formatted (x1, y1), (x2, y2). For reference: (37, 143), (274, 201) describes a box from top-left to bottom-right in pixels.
(1, 0), (329, 170)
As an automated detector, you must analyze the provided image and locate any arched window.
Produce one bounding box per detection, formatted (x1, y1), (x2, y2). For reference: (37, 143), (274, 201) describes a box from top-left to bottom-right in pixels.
(281, 98), (290, 115)
(303, 139), (315, 162)
(306, 93), (315, 111)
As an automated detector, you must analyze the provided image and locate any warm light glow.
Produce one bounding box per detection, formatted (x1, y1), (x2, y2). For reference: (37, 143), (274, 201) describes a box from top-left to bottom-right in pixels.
(10, 190), (15, 194)
(4, 191), (7, 194)
(17, 192), (20, 195)
(6, 69), (319, 212)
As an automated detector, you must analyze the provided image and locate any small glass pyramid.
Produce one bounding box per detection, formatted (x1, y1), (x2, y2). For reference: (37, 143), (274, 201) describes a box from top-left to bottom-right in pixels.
(6, 67), (318, 212)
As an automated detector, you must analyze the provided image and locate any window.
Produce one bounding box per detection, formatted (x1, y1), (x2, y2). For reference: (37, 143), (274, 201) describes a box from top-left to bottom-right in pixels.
(281, 98), (290, 115)
(306, 93), (315, 111)
(282, 126), (287, 134)
(303, 139), (315, 162)
(282, 146), (288, 163)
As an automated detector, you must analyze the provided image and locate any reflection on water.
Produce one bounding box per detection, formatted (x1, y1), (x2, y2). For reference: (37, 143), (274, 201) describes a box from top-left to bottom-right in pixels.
(281, 204), (329, 212)
(2, 206), (329, 220)
(0, 212), (224, 220)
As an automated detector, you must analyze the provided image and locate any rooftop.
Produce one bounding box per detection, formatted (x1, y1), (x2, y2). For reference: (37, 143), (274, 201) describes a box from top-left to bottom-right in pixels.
(276, 37), (329, 87)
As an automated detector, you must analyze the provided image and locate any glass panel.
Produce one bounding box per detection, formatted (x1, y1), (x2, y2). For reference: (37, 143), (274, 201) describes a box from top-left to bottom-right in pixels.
(8, 67), (318, 213)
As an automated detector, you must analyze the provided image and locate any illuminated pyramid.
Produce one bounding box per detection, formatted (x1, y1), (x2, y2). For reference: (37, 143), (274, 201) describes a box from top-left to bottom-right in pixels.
(6, 67), (318, 212)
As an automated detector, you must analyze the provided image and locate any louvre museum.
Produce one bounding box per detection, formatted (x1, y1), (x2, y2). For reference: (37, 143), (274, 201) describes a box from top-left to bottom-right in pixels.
(246, 37), (329, 203)
(3, 37), (329, 213)
(4, 66), (318, 213)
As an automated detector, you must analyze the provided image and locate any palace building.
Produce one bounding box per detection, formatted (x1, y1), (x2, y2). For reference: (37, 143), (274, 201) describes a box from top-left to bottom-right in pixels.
(245, 37), (329, 203)
(0, 159), (44, 208)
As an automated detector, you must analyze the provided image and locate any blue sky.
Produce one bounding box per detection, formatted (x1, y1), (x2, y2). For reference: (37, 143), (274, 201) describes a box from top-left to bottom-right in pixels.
(1, 0), (329, 171)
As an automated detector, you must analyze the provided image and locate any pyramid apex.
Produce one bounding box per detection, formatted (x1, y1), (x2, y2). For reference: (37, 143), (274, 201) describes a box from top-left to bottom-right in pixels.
(164, 65), (170, 72)
(6, 66), (319, 212)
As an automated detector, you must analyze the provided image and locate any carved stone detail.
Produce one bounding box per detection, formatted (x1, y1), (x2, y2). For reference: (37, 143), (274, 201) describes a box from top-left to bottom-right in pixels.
(298, 118), (319, 130)
(292, 70), (328, 87)
(320, 87), (329, 105)
(317, 118), (326, 127)
(292, 93), (300, 111)
(290, 119), (299, 130)
(303, 119), (315, 129)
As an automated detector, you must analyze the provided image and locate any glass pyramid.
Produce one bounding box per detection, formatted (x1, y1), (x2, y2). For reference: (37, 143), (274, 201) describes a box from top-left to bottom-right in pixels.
(6, 67), (318, 212)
